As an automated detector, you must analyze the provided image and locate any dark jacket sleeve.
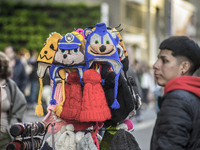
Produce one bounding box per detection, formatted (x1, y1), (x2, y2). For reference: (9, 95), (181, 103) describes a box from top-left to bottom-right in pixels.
(13, 59), (28, 93)
(151, 90), (193, 150)
(18, 60), (28, 93)
(6, 78), (27, 125)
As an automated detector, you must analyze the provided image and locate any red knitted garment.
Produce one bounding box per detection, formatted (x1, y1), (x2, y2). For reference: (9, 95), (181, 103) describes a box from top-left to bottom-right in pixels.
(79, 69), (111, 122)
(60, 71), (83, 121)
(67, 120), (93, 131)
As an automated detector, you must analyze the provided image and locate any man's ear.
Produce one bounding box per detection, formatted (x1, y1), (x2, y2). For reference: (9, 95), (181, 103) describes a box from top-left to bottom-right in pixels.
(181, 61), (191, 74)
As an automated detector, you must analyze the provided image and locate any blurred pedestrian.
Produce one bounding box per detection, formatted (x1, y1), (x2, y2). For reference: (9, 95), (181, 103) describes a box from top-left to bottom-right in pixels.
(4, 46), (28, 93)
(140, 61), (155, 107)
(26, 50), (39, 109)
(151, 36), (200, 150)
(134, 59), (143, 85)
(0, 52), (27, 149)
(127, 63), (143, 122)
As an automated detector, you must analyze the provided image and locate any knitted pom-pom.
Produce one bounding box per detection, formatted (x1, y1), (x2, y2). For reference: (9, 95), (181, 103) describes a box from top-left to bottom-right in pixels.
(50, 99), (57, 105)
(54, 105), (63, 117)
(35, 104), (44, 117)
(123, 119), (134, 131)
(111, 99), (120, 110)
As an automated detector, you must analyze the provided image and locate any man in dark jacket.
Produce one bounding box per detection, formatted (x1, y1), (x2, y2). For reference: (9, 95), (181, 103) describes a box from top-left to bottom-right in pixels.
(151, 36), (200, 150)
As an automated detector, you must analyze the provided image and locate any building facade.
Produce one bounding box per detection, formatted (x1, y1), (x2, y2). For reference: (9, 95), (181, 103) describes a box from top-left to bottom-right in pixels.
(102, 0), (199, 66)
(5, 0), (200, 66)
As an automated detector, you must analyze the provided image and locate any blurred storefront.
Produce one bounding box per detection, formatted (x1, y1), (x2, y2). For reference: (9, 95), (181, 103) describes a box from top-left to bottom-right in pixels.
(102, 0), (199, 66)
(4, 0), (200, 66)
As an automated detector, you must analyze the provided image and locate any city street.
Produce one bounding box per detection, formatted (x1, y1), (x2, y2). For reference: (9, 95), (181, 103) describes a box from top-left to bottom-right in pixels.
(23, 104), (157, 150)
(131, 106), (157, 150)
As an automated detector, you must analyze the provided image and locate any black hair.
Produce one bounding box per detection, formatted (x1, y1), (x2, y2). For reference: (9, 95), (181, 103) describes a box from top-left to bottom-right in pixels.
(159, 36), (200, 74)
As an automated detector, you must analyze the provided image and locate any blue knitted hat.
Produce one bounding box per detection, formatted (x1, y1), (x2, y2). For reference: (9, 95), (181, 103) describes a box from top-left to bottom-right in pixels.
(58, 33), (82, 50)
(84, 23), (123, 109)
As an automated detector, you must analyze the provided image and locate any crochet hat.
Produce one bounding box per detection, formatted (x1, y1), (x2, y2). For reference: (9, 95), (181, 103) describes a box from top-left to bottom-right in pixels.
(123, 119), (134, 131)
(36, 32), (62, 117)
(76, 133), (98, 150)
(58, 33), (82, 50)
(110, 129), (141, 150)
(107, 25), (129, 75)
(37, 32), (62, 65)
(45, 124), (77, 150)
(100, 129), (115, 150)
(75, 28), (85, 38)
(45, 125), (66, 148)
(79, 69), (111, 122)
(103, 72), (135, 127)
(116, 29), (129, 76)
(84, 22), (123, 110)
(107, 26), (142, 110)
(59, 71), (82, 120)
(49, 31), (86, 117)
(55, 125), (76, 150)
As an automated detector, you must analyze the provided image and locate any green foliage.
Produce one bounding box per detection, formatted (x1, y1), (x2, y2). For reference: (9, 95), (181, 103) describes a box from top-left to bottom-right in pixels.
(0, 1), (100, 52)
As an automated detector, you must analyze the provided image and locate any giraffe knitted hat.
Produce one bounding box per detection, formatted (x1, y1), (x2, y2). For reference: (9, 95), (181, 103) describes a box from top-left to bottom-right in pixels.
(84, 22), (123, 110)
(108, 25), (129, 75)
(35, 32), (62, 117)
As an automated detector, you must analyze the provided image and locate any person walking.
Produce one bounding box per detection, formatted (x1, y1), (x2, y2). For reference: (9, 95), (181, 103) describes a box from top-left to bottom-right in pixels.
(140, 61), (155, 107)
(4, 46), (28, 93)
(0, 52), (27, 149)
(26, 50), (39, 109)
(150, 36), (200, 150)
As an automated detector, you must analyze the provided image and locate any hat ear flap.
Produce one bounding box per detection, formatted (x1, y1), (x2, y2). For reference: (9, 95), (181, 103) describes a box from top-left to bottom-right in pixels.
(54, 69), (66, 117)
(35, 77), (44, 117)
(115, 36), (119, 46)
(84, 29), (93, 39)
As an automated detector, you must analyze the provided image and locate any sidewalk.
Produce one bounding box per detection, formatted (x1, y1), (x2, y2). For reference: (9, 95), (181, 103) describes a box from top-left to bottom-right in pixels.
(23, 108), (44, 123)
(131, 104), (157, 150)
(131, 105), (157, 131)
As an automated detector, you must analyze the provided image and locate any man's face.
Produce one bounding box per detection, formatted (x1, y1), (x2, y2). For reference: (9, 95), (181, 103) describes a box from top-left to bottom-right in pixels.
(153, 49), (183, 86)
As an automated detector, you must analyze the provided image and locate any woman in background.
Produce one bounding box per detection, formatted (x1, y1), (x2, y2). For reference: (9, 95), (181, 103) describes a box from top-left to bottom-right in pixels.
(0, 52), (27, 149)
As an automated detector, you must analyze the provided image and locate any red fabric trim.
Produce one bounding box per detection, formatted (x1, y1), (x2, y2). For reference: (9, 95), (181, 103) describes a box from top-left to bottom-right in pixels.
(164, 76), (200, 97)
